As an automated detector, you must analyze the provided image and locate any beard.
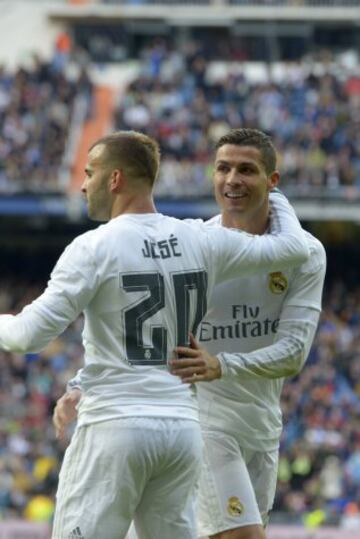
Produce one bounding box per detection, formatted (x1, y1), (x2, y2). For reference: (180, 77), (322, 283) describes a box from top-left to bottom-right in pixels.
(87, 185), (111, 222)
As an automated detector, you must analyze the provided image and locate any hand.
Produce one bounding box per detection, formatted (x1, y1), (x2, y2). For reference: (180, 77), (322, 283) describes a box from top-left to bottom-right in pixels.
(169, 334), (221, 383)
(53, 388), (82, 440)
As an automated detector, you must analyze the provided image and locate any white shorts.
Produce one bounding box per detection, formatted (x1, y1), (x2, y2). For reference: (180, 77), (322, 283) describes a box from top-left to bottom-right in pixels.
(52, 417), (203, 539)
(197, 429), (278, 537)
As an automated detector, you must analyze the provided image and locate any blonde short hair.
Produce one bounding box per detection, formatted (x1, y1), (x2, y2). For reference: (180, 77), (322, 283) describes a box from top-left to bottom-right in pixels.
(90, 130), (161, 187)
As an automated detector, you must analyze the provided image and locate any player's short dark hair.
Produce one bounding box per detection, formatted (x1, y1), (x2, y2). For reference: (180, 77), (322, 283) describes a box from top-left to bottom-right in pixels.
(90, 131), (161, 187)
(215, 128), (277, 175)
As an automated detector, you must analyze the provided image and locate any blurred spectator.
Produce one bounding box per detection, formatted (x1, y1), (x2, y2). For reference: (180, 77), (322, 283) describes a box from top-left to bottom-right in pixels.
(340, 501), (360, 530)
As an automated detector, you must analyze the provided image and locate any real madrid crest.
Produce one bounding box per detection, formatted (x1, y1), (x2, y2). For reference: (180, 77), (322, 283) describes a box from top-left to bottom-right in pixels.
(268, 272), (288, 294)
(227, 496), (244, 516)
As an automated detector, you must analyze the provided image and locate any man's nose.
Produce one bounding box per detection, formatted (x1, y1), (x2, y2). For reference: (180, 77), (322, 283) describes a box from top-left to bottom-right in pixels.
(226, 170), (243, 185)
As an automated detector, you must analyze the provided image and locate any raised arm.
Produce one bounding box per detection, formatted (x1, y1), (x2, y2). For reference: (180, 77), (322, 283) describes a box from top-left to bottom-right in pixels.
(211, 190), (309, 284)
(217, 239), (326, 379)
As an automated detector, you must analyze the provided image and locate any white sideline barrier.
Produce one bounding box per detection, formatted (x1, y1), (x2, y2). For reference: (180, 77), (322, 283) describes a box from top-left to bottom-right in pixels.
(0, 521), (50, 539)
(267, 526), (358, 539)
(200, 530), (358, 539)
(199, 528), (359, 539)
(0, 523), (358, 539)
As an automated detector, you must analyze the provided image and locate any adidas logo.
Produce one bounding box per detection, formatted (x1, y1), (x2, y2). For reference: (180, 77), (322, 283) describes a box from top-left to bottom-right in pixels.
(68, 527), (84, 539)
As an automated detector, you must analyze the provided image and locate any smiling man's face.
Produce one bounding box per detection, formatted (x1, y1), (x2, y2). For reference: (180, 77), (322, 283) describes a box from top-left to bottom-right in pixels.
(213, 144), (277, 222)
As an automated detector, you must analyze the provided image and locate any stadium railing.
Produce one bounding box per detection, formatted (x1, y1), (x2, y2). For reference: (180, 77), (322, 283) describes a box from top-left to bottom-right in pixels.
(93, 0), (360, 5)
(48, 0), (360, 21)
(0, 523), (356, 538)
(0, 522), (50, 539)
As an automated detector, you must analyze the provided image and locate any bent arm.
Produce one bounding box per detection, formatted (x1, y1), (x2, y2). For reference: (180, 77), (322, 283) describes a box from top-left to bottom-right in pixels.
(53, 388), (82, 440)
(217, 248), (326, 379)
(218, 306), (319, 379)
(213, 191), (310, 282)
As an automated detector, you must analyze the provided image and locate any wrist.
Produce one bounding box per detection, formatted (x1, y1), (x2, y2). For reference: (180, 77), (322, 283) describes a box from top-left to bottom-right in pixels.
(216, 354), (227, 377)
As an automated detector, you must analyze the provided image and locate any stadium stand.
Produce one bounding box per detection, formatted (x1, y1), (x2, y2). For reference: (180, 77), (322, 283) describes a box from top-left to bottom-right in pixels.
(110, 40), (360, 199)
(0, 42), (358, 200)
(0, 51), (93, 194)
(0, 2), (359, 203)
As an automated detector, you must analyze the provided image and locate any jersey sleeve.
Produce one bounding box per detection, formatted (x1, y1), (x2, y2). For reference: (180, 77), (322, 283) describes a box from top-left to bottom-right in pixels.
(209, 191), (310, 284)
(282, 237), (326, 310)
(0, 237), (98, 354)
(217, 240), (326, 379)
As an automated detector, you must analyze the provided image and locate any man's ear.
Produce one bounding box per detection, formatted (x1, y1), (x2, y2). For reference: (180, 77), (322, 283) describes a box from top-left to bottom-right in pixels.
(109, 169), (125, 193)
(267, 170), (280, 191)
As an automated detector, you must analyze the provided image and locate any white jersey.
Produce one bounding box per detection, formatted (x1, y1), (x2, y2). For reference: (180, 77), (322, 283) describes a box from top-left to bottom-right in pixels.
(0, 193), (308, 426)
(197, 214), (326, 451)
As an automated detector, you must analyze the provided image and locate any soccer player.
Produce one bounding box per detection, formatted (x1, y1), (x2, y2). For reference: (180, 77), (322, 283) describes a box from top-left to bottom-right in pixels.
(0, 130), (308, 539)
(171, 128), (326, 539)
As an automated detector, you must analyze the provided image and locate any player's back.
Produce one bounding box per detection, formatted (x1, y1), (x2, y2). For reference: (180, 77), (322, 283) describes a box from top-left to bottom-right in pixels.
(77, 213), (213, 425)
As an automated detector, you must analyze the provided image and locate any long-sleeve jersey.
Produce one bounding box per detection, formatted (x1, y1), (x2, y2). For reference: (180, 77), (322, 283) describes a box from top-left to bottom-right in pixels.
(0, 192), (309, 426)
(197, 214), (326, 451)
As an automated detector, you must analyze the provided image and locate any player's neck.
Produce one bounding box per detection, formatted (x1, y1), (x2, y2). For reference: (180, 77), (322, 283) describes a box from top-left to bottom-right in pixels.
(111, 195), (157, 218)
(221, 207), (269, 235)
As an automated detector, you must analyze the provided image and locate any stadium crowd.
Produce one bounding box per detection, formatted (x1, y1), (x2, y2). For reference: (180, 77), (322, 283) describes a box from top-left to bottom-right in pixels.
(0, 275), (360, 529)
(0, 49), (93, 194)
(0, 39), (358, 199)
(115, 40), (360, 198)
